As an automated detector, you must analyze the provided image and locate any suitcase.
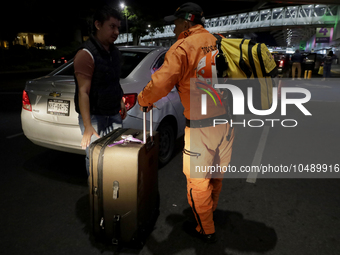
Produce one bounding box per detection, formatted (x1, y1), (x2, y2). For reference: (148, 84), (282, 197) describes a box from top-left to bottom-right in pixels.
(89, 109), (159, 248)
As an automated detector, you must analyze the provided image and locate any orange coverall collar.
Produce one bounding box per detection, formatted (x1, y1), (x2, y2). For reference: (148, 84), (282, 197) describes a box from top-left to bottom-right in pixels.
(177, 24), (207, 40)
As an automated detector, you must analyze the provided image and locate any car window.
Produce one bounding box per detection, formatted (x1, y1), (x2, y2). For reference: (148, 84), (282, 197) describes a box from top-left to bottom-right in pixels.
(52, 62), (75, 76)
(120, 51), (148, 78)
(152, 53), (166, 74)
(52, 51), (148, 79)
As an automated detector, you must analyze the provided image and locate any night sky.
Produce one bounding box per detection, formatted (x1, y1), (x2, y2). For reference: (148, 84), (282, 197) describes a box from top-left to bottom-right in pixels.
(1, 0), (278, 45)
(1, 0), (258, 32)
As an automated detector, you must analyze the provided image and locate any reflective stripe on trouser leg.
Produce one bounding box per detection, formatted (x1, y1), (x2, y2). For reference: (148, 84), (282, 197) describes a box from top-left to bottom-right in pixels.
(187, 180), (215, 235)
(183, 124), (234, 235)
(190, 188), (207, 235)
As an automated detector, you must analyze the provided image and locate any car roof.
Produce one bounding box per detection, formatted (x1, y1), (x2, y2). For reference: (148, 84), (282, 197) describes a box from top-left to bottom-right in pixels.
(48, 45), (168, 77)
(117, 45), (167, 53)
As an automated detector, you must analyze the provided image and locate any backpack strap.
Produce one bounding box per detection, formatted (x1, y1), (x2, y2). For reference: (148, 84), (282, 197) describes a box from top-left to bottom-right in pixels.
(213, 34), (223, 50)
(212, 34), (234, 135)
(239, 39), (252, 78)
(248, 40), (257, 78)
(257, 43), (268, 77)
(213, 34), (228, 78)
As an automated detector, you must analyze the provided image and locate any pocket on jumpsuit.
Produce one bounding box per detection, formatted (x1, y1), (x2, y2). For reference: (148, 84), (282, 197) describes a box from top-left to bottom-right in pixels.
(183, 127), (216, 179)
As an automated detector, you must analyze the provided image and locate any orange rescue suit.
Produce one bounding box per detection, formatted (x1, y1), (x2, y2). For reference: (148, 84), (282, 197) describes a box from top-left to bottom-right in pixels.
(138, 25), (234, 235)
(138, 25), (226, 120)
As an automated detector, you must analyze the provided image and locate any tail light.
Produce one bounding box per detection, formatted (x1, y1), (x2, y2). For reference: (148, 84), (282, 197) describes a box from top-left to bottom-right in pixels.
(61, 57), (67, 64)
(120, 93), (137, 118)
(22, 90), (32, 111)
(279, 60), (284, 68)
(122, 93), (137, 111)
(53, 59), (55, 64)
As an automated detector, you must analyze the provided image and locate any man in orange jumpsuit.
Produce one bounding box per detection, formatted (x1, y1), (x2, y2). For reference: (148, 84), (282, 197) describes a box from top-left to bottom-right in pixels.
(138, 2), (234, 243)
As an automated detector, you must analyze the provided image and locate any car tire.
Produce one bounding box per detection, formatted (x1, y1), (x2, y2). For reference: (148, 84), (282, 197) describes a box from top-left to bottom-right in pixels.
(157, 121), (176, 166)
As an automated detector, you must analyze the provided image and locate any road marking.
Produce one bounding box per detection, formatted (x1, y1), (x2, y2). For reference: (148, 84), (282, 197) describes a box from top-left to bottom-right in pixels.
(246, 126), (270, 184)
(6, 132), (24, 139)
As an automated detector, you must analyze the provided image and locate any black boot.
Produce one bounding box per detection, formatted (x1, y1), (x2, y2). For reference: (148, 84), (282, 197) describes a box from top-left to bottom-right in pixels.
(182, 220), (217, 244)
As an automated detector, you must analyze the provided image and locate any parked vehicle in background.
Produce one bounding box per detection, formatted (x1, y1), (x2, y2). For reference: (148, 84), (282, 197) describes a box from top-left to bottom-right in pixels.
(52, 56), (68, 68)
(302, 53), (324, 74)
(21, 46), (185, 166)
(52, 53), (75, 68)
(272, 53), (291, 78)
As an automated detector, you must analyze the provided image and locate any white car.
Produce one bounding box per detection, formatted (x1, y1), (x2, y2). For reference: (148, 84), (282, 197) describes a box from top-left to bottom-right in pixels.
(21, 46), (185, 165)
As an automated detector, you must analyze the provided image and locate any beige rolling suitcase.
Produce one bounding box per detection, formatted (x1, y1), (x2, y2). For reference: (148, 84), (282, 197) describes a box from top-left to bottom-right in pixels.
(89, 109), (159, 248)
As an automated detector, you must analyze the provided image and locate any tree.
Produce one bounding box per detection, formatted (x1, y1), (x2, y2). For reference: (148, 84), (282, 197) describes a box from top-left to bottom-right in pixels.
(121, 6), (164, 45)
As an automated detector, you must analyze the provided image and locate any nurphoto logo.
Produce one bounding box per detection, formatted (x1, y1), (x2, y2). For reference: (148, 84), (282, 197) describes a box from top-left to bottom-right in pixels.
(199, 82), (312, 128)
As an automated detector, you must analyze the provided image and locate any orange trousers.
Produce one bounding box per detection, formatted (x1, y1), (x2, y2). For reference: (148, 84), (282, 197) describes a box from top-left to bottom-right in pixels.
(183, 123), (234, 235)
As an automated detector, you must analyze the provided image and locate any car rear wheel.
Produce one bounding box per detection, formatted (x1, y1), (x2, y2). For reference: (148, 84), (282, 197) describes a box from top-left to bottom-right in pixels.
(157, 121), (176, 166)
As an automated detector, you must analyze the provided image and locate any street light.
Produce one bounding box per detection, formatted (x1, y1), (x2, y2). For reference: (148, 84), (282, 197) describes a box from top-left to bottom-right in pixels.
(120, 2), (128, 45)
(147, 24), (154, 46)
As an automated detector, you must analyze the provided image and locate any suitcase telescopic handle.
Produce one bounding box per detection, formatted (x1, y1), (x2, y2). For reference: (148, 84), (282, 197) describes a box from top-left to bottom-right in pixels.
(142, 107), (153, 144)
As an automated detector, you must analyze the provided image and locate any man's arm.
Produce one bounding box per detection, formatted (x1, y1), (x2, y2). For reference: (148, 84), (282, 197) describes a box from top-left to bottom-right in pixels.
(76, 74), (100, 149)
(138, 45), (185, 107)
(74, 50), (100, 149)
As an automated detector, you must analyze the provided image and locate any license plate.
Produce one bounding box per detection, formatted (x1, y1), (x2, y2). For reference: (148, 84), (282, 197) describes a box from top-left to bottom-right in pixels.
(47, 99), (70, 116)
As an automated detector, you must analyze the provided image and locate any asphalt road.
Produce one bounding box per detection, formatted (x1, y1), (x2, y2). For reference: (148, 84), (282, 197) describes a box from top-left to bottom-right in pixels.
(1, 71), (340, 255)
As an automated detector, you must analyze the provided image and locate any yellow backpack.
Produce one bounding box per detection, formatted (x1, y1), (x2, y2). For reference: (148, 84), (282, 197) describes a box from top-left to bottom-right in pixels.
(214, 35), (278, 111)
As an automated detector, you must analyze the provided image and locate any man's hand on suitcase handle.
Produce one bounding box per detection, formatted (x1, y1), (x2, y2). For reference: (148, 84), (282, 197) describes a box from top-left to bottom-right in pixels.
(139, 104), (158, 112)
